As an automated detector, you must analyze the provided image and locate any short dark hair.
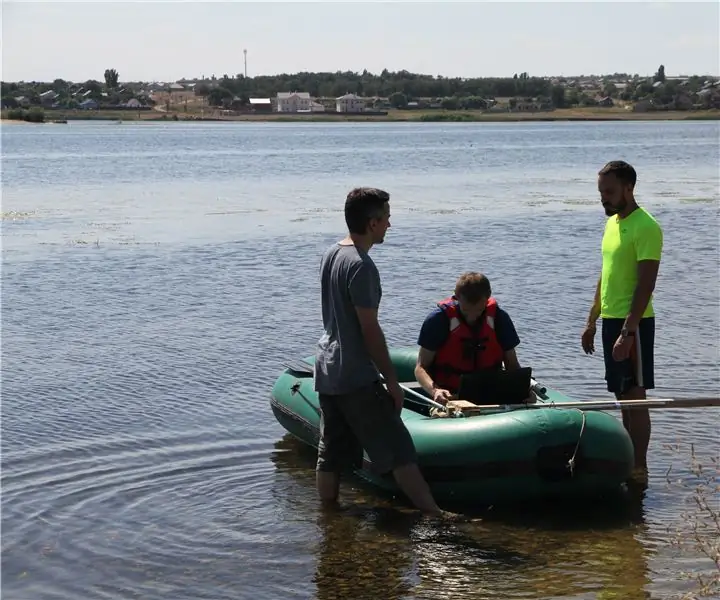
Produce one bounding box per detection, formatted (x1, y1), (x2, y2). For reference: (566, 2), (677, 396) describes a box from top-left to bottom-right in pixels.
(598, 160), (637, 188)
(344, 187), (390, 235)
(455, 272), (492, 304)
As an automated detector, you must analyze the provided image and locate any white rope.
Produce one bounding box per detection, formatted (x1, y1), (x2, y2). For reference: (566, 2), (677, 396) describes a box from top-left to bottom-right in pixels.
(566, 409), (587, 477)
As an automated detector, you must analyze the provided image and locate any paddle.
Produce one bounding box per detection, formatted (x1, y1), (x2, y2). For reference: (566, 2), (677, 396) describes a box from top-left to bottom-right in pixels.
(281, 359), (719, 414)
(444, 396), (720, 416)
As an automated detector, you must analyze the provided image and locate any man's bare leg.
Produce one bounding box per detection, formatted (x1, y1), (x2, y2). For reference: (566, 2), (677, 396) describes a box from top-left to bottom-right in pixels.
(317, 470), (341, 508)
(392, 463), (442, 515)
(390, 462), (477, 521)
(318, 463), (441, 515)
(393, 464), (477, 522)
(620, 386), (651, 472)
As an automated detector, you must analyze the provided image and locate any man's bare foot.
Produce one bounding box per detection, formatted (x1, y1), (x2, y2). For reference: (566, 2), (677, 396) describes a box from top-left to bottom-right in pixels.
(423, 510), (481, 523)
(626, 467), (649, 493)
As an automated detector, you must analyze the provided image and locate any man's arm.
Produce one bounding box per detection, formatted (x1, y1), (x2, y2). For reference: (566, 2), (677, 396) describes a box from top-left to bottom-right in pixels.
(415, 347), (437, 396)
(355, 307), (399, 385)
(349, 262), (398, 385)
(587, 277), (601, 329)
(413, 310), (449, 395)
(496, 309), (521, 370)
(624, 223), (663, 331)
(503, 349), (521, 371)
(624, 260), (660, 331)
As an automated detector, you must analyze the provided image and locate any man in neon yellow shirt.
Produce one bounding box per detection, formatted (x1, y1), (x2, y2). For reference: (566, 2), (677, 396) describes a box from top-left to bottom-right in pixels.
(581, 160), (663, 475)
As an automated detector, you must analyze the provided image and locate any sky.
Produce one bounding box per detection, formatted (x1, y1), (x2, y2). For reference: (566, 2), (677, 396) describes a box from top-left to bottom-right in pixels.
(2, 1), (719, 83)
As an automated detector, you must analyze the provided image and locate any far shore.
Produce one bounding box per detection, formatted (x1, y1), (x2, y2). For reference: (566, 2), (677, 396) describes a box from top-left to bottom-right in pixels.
(2, 107), (719, 125)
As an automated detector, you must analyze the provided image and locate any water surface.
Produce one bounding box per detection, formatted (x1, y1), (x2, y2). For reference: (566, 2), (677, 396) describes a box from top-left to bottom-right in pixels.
(2, 120), (719, 600)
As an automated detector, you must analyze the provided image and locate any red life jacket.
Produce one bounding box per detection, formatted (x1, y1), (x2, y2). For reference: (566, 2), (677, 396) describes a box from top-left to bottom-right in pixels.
(430, 296), (505, 393)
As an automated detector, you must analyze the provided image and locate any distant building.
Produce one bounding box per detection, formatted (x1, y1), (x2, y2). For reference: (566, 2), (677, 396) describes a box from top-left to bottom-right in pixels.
(249, 98), (273, 113)
(514, 99), (543, 112)
(276, 92), (311, 112)
(335, 93), (365, 113)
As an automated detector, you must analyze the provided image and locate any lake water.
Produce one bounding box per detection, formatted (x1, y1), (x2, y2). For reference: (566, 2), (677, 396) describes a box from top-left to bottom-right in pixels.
(2, 120), (719, 600)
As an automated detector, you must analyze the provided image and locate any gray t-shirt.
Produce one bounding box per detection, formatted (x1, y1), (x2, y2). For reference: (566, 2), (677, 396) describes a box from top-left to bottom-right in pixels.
(314, 243), (381, 395)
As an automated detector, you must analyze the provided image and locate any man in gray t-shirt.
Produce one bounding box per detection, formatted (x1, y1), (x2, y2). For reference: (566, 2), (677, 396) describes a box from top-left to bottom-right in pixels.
(312, 187), (448, 519)
(314, 243), (382, 395)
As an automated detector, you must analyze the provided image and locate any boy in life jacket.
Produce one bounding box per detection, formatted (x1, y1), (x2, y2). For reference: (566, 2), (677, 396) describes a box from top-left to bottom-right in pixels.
(414, 271), (526, 405)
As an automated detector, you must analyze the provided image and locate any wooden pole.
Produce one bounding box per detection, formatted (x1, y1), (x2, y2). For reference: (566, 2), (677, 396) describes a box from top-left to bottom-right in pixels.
(281, 361), (719, 413)
(447, 397), (720, 415)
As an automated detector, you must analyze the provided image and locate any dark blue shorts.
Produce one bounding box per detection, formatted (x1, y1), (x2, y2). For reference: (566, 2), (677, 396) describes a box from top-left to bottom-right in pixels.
(601, 317), (655, 396)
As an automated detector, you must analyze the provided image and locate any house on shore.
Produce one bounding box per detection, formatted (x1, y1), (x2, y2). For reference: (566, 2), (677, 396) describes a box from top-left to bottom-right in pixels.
(276, 92), (311, 112)
(336, 93), (365, 113)
(249, 98), (273, 113)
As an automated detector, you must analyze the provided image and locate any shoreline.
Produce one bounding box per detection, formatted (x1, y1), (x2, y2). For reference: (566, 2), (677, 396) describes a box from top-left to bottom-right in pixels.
(2, 108), (719, 124)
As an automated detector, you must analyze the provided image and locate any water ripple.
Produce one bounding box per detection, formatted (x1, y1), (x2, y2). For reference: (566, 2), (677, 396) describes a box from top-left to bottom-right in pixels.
(1, 429), (311, 600)
(1, 121), (719, 600)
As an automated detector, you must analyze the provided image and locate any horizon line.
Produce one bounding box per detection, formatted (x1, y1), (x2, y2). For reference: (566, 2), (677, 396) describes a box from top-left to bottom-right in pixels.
(5, 69), (719, 85)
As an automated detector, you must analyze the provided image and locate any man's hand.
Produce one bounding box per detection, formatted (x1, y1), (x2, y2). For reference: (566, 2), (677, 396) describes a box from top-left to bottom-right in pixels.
(432, 388), (452, 405)
(612, 334), (633, 361)
(581, 324), (597, 354)
(386, 380), (405, 413)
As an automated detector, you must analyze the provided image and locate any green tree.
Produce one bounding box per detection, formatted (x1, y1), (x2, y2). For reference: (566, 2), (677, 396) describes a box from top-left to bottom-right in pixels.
(654, 64), (666, 83)
(460, 96), (487, 109)
(389, 91), (407, 108)
(633, 81), (654, 101)
(207, 87), (233, 107)
(104, 69), (119, 89)
(551, 85), (566, 108)
(194, 83), (211, 97)
(83, 80), (104, 101)
(652, 79), (678, 105)
(602, 82), (617, 97)
(441, 97), (459, 110)
(566, 88), (580, 106)
(52, 78), (70, 93)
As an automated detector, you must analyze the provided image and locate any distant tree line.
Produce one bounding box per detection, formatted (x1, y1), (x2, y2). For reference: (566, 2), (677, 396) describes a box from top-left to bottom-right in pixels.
(2, 64), (717, 112)
(1, 70), (155, 110)
(196, 70), (558, 101)
(188, 65), (716, 109)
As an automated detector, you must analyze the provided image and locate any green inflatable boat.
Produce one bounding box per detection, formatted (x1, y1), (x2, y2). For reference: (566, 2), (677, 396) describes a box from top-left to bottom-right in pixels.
(270, 347), (634, 506)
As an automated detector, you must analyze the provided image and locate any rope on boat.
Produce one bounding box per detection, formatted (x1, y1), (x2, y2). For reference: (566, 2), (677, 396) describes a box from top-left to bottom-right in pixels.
(566, 409), (587, 477)
(521, 397), (587, 477)
(425, 390), (587, 477)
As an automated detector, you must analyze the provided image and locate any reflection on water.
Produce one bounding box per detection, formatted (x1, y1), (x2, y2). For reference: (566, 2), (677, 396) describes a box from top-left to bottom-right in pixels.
(1, 121), (718, 600)
(272, 435), (657, 600)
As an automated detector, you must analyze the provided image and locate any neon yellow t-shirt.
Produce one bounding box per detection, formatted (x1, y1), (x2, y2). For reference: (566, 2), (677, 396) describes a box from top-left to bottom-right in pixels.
(600, 207), (663, 319)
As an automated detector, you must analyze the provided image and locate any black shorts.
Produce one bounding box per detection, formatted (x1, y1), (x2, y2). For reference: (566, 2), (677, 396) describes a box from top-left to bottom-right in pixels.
(317, 381), (417, 475)
(601, 317), (655, 396)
